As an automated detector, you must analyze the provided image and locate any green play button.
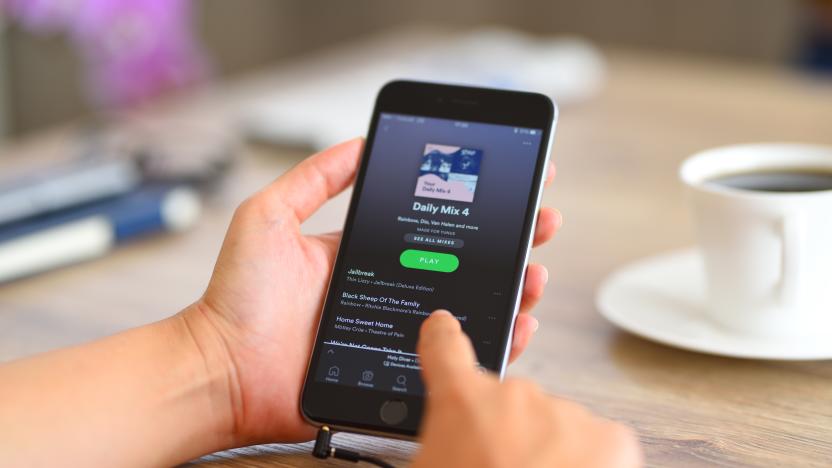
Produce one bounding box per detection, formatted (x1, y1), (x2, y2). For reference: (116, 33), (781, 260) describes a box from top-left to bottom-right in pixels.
(399, 249), (459, 273)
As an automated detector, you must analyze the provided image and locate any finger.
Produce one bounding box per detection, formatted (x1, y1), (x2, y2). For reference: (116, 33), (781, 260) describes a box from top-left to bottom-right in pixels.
(519, 263), (548, 314)
(267, 138), (364, 222)
(315, 230), (343, 242)
(544, 162), (556, 188)
(417, 310), (479, 393)
(312, 230), (343, 255)
(532, 207), (561, 247)
(508, 314), (539, 363)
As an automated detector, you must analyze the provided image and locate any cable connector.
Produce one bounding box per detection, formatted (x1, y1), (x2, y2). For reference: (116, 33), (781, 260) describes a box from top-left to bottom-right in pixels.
(313, 425), (335, 459)
(312, 426), (396, 468)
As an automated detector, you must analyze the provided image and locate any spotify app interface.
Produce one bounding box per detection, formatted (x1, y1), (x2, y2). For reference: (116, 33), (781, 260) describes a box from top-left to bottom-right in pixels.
(314, 113), (543, 395)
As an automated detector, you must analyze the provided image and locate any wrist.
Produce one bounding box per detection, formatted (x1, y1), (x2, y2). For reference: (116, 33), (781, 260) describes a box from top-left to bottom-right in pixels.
(174, 300), (243, 449)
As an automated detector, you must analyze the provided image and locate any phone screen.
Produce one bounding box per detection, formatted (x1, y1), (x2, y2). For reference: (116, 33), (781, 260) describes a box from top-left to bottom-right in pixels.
(310, 112), (545, 397)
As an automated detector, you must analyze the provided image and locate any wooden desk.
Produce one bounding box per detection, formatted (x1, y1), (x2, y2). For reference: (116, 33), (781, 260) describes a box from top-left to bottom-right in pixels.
(1, 50), (831, 467)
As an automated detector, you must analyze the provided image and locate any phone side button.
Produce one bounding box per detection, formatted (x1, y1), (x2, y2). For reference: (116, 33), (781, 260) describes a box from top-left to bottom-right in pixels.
(379, 400), (408, 425)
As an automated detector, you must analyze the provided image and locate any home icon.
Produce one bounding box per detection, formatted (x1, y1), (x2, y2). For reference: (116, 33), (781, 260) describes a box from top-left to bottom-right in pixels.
(328, 366), (340, 377)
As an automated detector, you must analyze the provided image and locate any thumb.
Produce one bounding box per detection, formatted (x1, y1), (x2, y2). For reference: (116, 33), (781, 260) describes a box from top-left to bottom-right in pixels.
(266, 138), (363, 222)
(417, 310), (479, 393)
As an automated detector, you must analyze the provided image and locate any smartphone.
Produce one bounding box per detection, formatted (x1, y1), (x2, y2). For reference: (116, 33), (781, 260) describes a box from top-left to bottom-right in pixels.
(301, 80), (557, 438)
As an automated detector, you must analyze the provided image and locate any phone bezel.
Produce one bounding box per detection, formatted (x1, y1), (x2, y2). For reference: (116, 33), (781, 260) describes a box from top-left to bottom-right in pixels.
(301, 80), (557, 438)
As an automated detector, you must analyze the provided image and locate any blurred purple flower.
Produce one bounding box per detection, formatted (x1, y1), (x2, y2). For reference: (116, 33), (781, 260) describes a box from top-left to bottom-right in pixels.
(2, 0), (209, 109)
(1, 0), (81, 33)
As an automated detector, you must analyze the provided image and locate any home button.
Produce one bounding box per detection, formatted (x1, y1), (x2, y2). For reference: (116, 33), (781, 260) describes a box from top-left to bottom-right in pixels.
(379, 400), (408, 425)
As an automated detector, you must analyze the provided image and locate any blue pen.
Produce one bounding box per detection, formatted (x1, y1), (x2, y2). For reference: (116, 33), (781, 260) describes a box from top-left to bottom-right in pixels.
(0, 158), (143, 226)
(0, 185), (201, 283)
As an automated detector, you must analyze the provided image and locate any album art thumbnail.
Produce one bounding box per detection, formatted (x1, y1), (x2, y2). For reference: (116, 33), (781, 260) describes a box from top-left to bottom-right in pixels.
(414, 143), (483, 203)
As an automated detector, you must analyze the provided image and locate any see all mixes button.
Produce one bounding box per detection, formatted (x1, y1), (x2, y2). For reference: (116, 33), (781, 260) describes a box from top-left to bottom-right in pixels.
(399, 249), (459, 273)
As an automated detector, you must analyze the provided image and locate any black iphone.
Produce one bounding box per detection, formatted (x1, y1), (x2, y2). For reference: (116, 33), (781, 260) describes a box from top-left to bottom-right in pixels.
(301, 80), (557, 438)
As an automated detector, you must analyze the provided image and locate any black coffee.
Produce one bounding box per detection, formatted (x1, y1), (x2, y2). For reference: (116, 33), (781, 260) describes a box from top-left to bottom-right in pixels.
(706, 169), (832, 193)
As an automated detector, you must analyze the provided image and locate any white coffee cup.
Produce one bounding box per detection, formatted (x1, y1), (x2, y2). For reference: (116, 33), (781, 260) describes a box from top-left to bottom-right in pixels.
(680, 143), (832, 338)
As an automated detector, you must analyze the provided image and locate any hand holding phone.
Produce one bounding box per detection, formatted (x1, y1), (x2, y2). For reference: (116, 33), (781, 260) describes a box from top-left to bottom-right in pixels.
(186, 136), (557, 444)
(413, 311), (642, 468)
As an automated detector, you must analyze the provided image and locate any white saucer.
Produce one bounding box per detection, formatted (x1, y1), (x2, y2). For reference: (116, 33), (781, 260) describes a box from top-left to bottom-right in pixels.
(596, 248), (832, 360)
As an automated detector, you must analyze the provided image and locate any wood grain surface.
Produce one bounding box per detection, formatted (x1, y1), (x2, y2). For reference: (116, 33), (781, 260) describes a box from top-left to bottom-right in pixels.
(1, 48), (831, 467)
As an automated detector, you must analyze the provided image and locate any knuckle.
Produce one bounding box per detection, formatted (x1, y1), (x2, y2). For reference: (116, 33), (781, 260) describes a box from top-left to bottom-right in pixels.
(604, 422), (642, 463)
(608, 422), (638, 446)
(233, 193), (292, 228)
(443, 379), (476, 408)
(446, 377), (470, 398)
(234, 195), (261, 219)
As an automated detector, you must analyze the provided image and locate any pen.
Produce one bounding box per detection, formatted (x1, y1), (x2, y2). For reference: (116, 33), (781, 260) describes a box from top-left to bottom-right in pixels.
(0, 185), (200, 283)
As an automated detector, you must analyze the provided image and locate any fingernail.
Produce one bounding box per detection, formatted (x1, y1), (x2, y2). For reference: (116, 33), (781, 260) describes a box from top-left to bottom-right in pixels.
(542, 267), (550, 285)
(432, 309), (452, 317)
(554, 209), (563, 229)
(531, 317), (540, 332)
